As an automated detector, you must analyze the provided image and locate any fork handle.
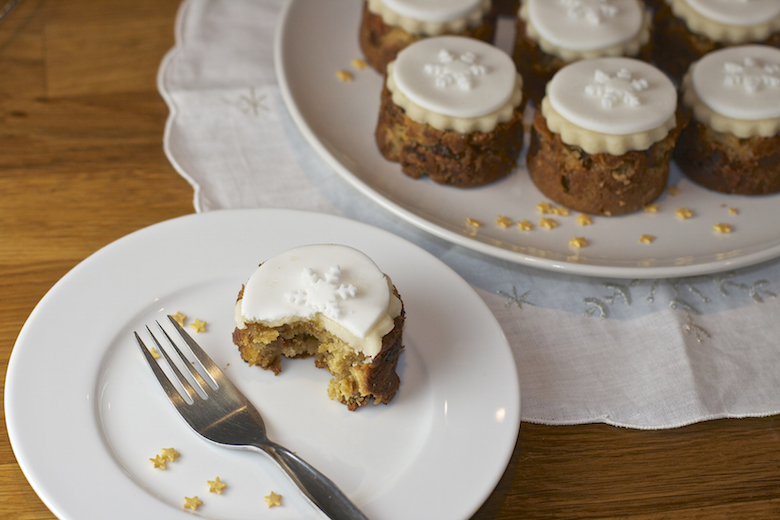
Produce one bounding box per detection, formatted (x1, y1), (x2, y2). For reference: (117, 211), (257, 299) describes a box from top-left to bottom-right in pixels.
(260, 442), (370, 520)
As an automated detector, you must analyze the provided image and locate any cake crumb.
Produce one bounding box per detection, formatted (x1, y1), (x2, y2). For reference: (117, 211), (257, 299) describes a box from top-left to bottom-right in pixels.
(713, 223), (732, 233)
(539, 218), (558, 230)
(466, 217), (483, 227)
(496, 215), (513, 228)
(190, 319), (207, 332)
(536, 201), (554, 214)
(517, 219), (533, 231)
(336, 70), (353, 82)
(569, 237), (588, 248)
(160, 448), (180, 462)
(576, 213), (592, 226)
(183, 496), (202, 510)
(150, 455), (167, 469)
(728, 207), (739, 215)
(639, 234), (655, 244)
(172, 312), (187, 326)
(150, 347), (161, 359)
(351, 58), (368, 70)
(667, 185), (681, 196)
(675, 207), (693, 220)
(208, 477), (227, 494)
(264, 491), (282, 508)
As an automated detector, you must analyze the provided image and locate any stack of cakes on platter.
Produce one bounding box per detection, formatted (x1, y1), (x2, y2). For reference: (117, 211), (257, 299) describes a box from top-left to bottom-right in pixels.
(359, 0), (497, 73)
(513, 0), (652, 104)
(653, 0), (780, 82)
(374, 35), (525, 188)
(527, 57), (683, 216)
(675, 45), (780, 194)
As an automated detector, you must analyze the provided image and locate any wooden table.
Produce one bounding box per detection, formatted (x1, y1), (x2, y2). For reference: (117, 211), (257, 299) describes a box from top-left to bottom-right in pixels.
(1, 1), (778, 518)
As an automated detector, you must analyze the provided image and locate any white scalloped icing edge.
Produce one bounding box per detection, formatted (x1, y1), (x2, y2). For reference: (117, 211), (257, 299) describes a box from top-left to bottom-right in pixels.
(681, 68), (780, 138)
(540, 96), (676, 155)
(367, 0), (491, 36)
(519, 2), (651, 62)
(667, 0), (780, 44)
(386, 61), (523, 133)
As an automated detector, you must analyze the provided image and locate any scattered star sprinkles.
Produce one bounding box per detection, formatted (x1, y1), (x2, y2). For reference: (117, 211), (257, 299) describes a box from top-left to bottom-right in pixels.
(576, 213), (592, 226)
(569, 237), (588, 248)
(208, 477), (227, 494)
(172, 312), (187, 326)
(496, 215), (513, 228)
(536, 201), (554, 214)
(713, 223), (732, 233)
(264, 491), (282, 508)
(150, 454), (167, 469)
(183, 496), (202, 510)
(675, 207), (693, 219)
(466, 217), (483, 227)
(160, 448), (180, 462)
(351, 58), (368, 70)
(336, 70), (353, 82)
(539, 217), (558, 229)
(728, 207), (739, 215)
(643, 204), (658, 213)
(149, 347), (161, 359)
(667, 185), (681, 196)
(517, 219), (533, 231)
(639, 234), (655, 244)
(190, 319), (207, 332)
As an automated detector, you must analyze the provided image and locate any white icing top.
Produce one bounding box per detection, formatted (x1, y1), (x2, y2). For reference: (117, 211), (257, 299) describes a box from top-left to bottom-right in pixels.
(685, 0), (780, 27)
(239, 245), (392, 340)
(380, 0), (484, 22)
(548, 57), (677, 135)
(691, 45), (780, 119)
(392, 36), (517, 118)
(526, 0), (644, 51)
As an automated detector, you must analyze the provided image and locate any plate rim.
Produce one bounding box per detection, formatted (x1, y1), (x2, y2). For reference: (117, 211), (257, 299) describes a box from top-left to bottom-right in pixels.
(5, 208), (521, 520)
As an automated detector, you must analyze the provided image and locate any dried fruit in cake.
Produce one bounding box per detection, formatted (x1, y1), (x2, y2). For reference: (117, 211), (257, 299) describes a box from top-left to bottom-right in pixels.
(232, 244), (405, 411)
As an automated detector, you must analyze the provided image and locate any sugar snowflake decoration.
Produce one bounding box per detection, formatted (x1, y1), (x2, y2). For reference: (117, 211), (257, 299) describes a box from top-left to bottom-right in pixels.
(723, 56), (780, 94)
(559, 0), (618, 25)
(585, 68), (648, 108)
(423, 49), (487, 91)
(285, 266), (357, 320)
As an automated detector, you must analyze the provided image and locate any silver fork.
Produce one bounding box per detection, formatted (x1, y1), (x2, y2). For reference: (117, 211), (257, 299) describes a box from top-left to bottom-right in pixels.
(134, 315), (369, 520)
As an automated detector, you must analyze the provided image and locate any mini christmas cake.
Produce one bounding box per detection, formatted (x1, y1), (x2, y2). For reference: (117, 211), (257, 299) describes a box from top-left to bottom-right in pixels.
(375, 35), (525, 188)
(675, 45), (780, 194)
(359, 0), (497, 73)
(513, 0), (652, 104)
(232, 244), (405, 411)
(653, 0), (780, 82)
(527, 57), (682, 216)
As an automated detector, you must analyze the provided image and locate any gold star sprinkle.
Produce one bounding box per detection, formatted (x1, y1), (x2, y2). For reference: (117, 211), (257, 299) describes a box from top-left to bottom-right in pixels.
(150, 454), (167, 469)
(517, 219), (533, 231)
(190, 319), (207, 333)
(351, 58), (368, 70)
(667, 185), (681, 196)
(536, 201), (554, 214)
(639, 234), (655, 244)
(576, 213), (592, 226)
(208, 477), (227, 494)
(183, 496), (202, 510)
(264, 491), (282, 508)
(713, 223), (732, 233)
(172, 312), (187, 326)
(552, 206), (570, 216)
(336, 70), (353, 82)
(539, 217), (558, 230)
(728, 207), (739, 215)
(466, 217), (483, 227)
(150, 347), (161, 359)
(675, 207), (693, 219)
(569, 237), (588, 248)
(643, 204), (658, 213)
(496, 215), (513, 228)
(160, 448), (180, 462)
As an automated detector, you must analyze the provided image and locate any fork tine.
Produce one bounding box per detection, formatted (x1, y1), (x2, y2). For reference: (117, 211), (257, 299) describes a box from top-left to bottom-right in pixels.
(155, 320), (216, 392)
(144, 324), (200, 401)
(134, 331), (189, 407)
(166, 315), (230, 387)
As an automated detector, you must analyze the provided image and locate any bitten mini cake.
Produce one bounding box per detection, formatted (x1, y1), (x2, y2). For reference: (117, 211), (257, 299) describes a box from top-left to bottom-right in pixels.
(232, 245), (405, 411)
(359, 0), (497, 73)
(513, 0), (652, 104)
(675, 45), (780, 194)
(527, 57), (681, 216)
(375, 35), (525, 188)
(653, 0), (780, 82)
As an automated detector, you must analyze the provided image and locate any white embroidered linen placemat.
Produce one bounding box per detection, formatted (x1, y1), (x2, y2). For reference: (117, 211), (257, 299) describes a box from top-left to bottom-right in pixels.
(158, 0), (780, 429)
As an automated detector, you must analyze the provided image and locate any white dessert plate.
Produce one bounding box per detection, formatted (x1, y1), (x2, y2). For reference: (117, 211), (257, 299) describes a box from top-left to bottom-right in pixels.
(5, 209), (520, 520)
(274, 0), (780, 278)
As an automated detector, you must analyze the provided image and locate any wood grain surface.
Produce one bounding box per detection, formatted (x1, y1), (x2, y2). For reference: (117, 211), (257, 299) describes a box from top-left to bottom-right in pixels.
(1, 1), (778, 519)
